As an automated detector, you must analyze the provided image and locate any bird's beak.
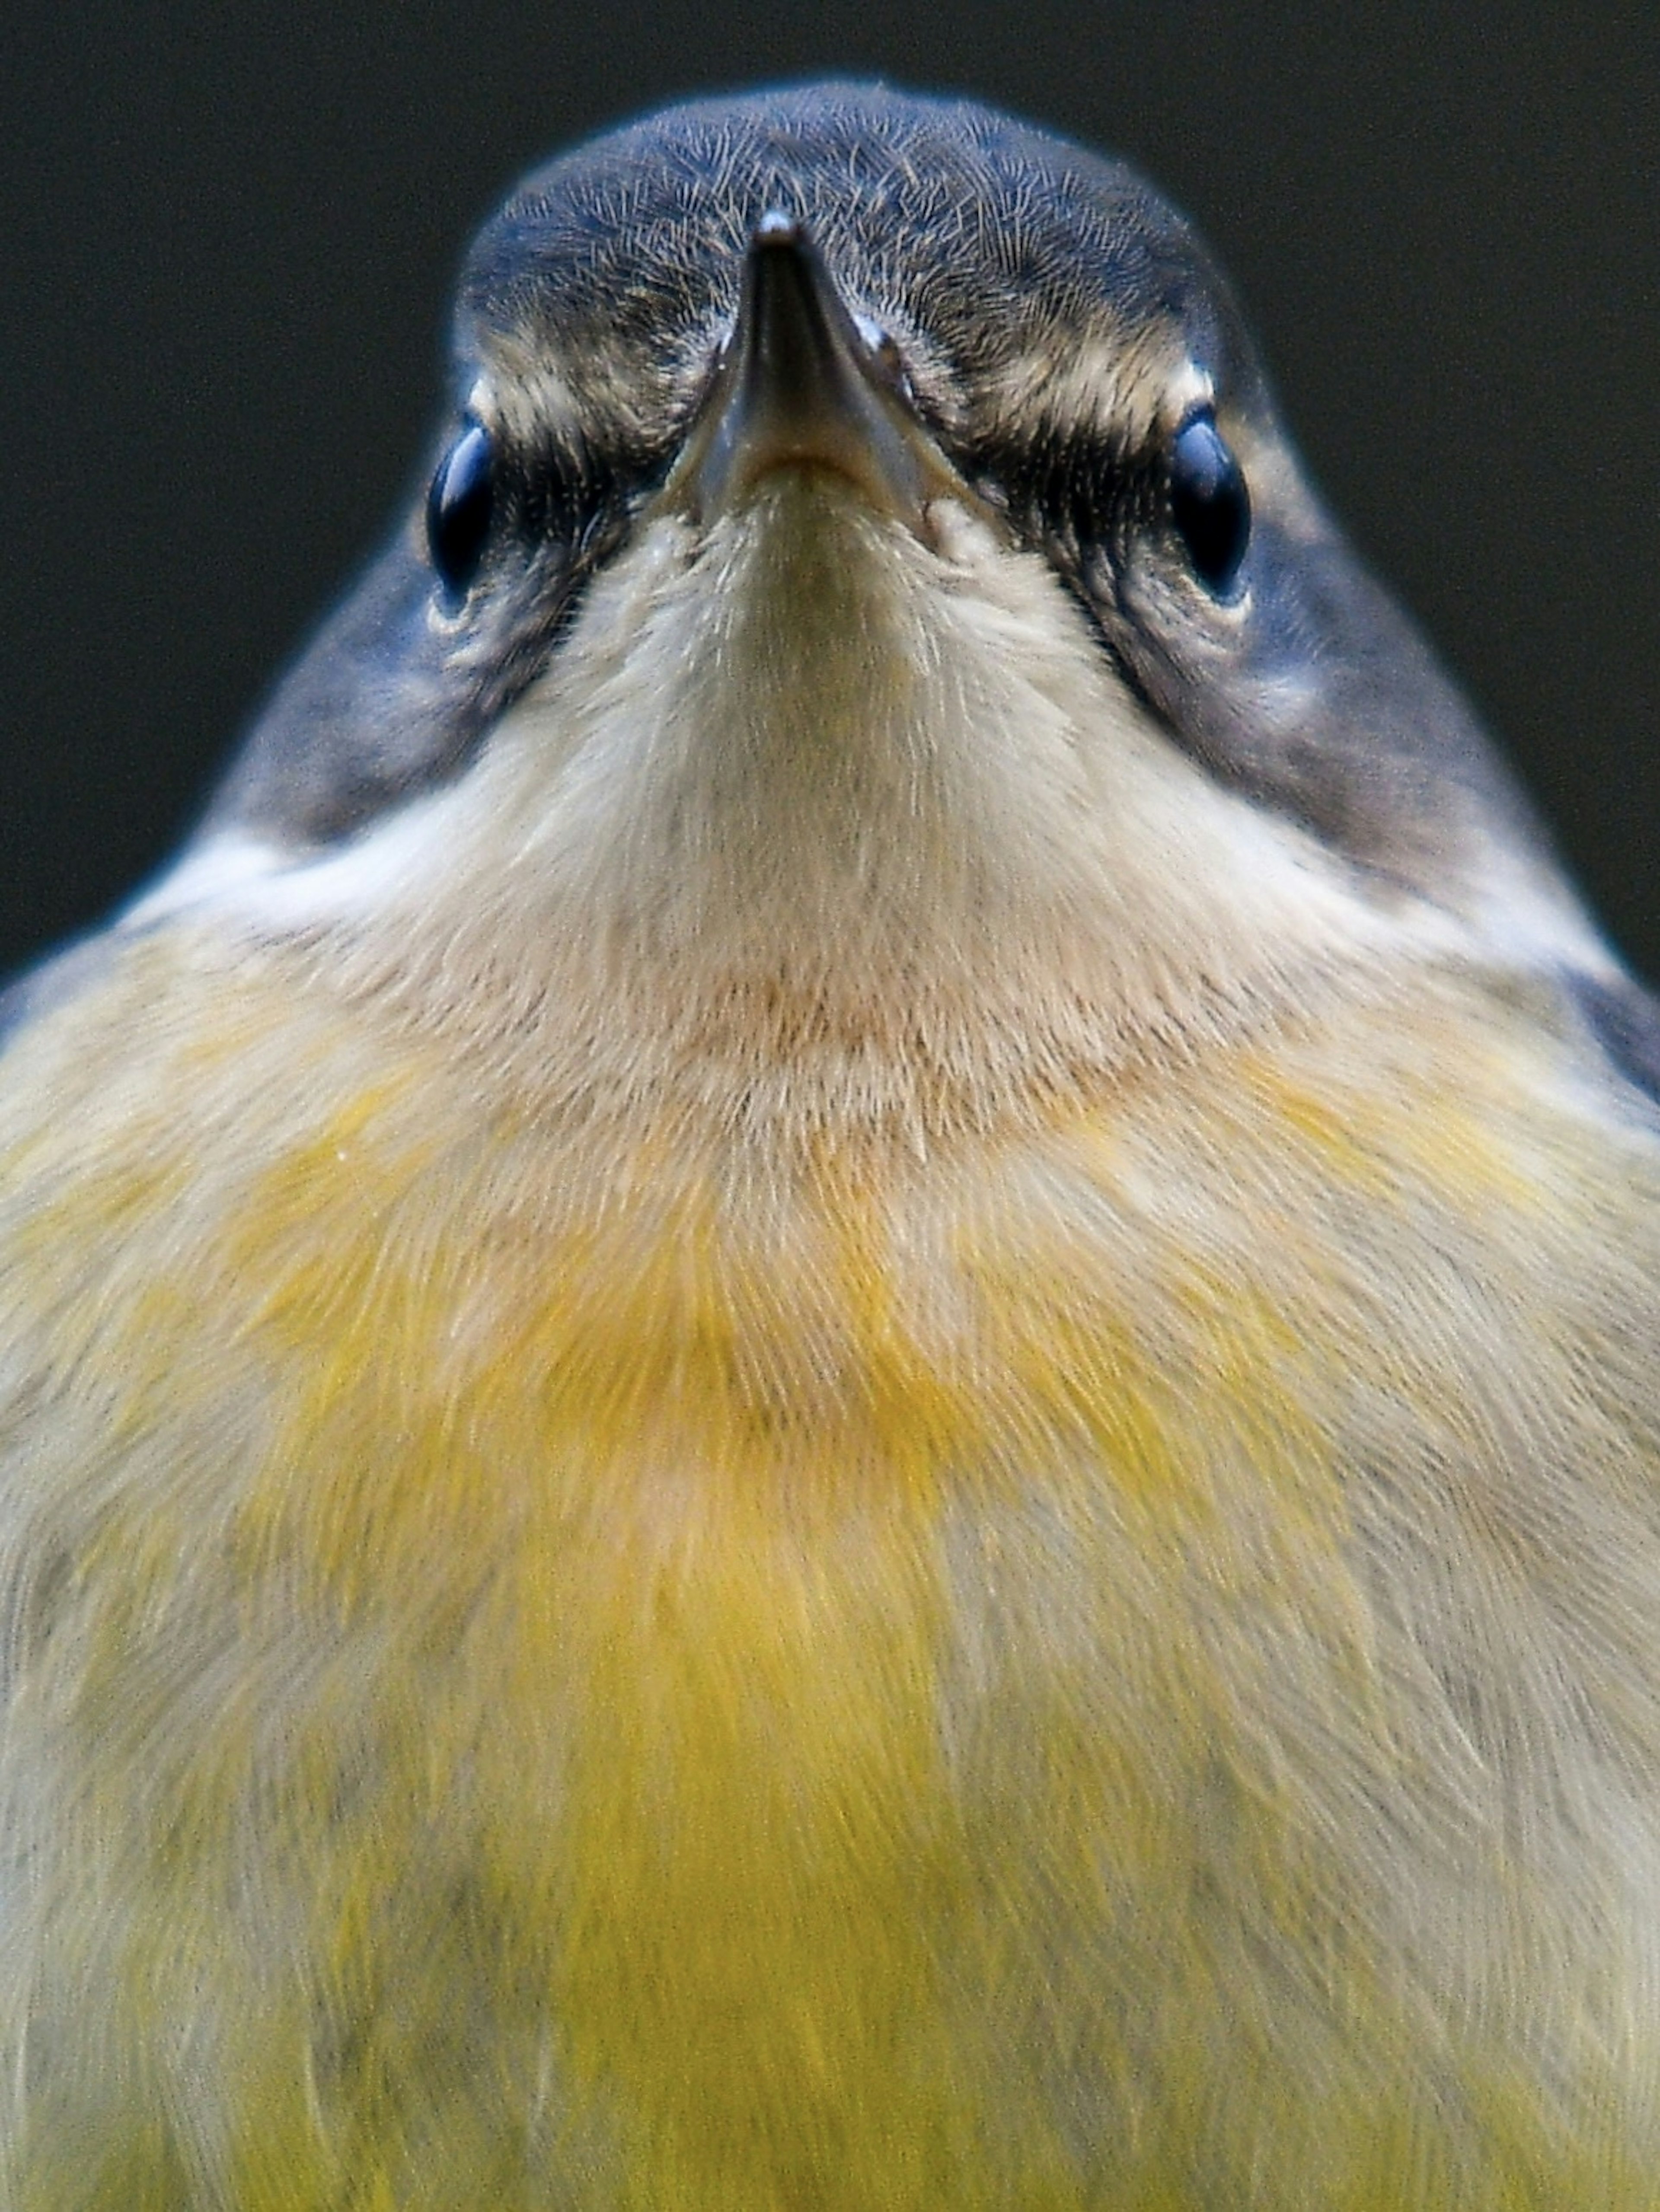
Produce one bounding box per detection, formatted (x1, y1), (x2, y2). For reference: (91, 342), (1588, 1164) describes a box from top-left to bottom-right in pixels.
(669, 213), (976, 538)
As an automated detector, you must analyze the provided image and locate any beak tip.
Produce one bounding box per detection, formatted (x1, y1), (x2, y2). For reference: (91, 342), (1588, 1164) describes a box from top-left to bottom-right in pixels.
(753, 209), (806, 250)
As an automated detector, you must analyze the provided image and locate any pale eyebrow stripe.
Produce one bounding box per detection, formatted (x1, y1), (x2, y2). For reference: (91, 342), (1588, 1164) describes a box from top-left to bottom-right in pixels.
(979, 340), (1213, 448)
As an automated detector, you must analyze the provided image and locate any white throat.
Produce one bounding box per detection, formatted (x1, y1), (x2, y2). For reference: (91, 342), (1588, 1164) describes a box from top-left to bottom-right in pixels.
(140, 477), (1425, 1127)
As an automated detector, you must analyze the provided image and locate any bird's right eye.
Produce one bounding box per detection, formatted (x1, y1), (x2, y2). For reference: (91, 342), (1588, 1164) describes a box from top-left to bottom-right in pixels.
(427, 421), (496, 601)
(1168, 410), (1250, 598)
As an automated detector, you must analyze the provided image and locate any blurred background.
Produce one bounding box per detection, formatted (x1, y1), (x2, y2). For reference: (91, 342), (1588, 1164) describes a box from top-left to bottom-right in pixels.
(3, 0), (1655, 978)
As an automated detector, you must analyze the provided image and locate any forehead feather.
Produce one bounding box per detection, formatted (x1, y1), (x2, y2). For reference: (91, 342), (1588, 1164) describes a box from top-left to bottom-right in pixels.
(459, 83), (1246, 448)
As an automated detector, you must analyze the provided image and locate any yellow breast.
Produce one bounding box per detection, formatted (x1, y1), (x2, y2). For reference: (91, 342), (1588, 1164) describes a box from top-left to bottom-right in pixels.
(4, 936), (1660, 2208)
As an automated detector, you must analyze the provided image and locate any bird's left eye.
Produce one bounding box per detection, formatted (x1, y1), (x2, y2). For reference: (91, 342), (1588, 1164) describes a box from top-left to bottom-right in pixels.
(1169, 410), (1250, 597)
(427, 420), (497, 602)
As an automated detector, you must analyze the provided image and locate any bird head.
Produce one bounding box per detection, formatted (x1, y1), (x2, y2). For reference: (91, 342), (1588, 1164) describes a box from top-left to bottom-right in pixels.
(140, 85), (1605, 1118)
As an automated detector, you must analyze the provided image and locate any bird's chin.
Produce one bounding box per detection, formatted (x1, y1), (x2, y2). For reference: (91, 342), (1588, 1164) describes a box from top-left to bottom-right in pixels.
(490, 471), (1107, 962)
(137, 459), (1412, 1139)
(185, 484), (1382, 1136)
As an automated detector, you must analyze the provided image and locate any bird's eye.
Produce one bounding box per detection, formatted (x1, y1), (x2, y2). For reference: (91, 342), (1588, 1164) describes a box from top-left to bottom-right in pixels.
(427, 421), (496, 601)
(1169, 410), (1250, 596)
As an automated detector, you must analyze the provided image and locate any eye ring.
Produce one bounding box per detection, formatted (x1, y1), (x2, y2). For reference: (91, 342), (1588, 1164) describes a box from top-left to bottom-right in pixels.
(427, 419), (497, 602)
(1168, 409), (1250, 597)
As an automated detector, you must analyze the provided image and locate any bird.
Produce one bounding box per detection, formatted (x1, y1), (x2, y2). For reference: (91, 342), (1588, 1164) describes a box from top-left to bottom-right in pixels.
(1, 76), (1659, 2211)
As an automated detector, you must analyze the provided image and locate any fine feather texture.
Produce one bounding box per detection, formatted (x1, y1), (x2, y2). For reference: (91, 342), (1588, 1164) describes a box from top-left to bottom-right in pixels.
(4, 925), (1660, 2206)
(2, 81), (1659, 2212)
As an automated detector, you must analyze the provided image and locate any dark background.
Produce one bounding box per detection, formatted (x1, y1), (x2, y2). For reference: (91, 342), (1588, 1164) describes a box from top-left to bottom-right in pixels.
(3, 2), (1655, 979)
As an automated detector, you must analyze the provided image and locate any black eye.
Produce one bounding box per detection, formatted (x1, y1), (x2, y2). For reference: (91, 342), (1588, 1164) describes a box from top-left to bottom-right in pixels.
(1169, 411), (1250, 596)
(426, 420), (496, 600)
